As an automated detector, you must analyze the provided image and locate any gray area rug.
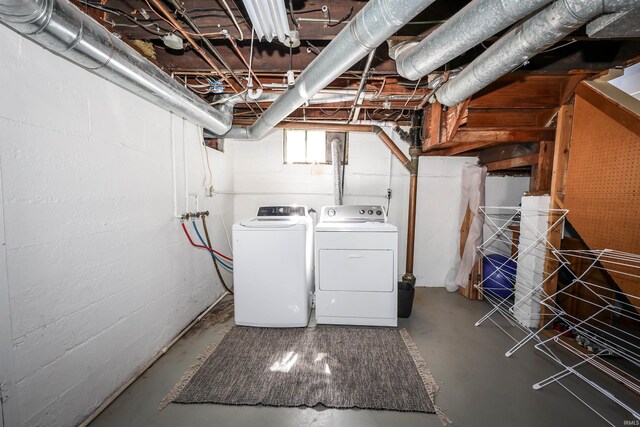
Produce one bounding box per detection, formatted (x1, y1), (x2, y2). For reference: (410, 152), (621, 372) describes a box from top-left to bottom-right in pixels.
(163, 326), (445, 419)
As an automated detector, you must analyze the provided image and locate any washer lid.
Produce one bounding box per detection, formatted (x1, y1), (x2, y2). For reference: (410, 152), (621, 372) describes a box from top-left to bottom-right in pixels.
(238, 216), (307, 229)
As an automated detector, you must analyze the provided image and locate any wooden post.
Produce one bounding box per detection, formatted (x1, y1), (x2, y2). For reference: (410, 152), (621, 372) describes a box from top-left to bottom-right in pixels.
(533, 140), (555, 193)
(458, 207), (473, 298)
(540, 103), (574, 328)
(457, 205), (483, 300)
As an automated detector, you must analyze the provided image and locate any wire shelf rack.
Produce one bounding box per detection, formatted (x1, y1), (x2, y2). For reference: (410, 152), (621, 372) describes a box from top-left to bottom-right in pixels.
(533, 249), (640, 424)
(474, 206), (640, 424)
(474, 206), (568, 357)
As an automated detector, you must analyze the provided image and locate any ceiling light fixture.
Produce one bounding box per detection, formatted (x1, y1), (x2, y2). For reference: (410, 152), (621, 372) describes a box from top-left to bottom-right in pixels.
(162, 33), (184, 50)
(242, 0), (299, 47)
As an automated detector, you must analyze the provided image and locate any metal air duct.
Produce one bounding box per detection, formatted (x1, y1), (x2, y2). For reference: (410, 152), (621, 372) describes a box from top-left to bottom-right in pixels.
(221, 0), (436, 140)
(435, 0), (640, 106)
(395, 0), (553, 81)
(0, 0), (234, 135)
(331, 138), (344, 205)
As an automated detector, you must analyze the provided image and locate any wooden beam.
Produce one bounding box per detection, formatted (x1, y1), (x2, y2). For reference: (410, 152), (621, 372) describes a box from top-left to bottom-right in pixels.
(448, 127), (556, 144)
(469, 75), (573, 109)
(540, 103), (574, 328)
(478, 142), (540, 164)
(484, 154), (539, 171)
(467, 108), (556, 127)
(575, 81), (640, 136)
(446, 98), (471, 141)
(424, 127), (555, 156)
(424, 102), (443, 149)
(539, 109), (559, 127)
(531, 141), (555, 192)
(550, 105), (574, 203)
(560, 74), (588, 105)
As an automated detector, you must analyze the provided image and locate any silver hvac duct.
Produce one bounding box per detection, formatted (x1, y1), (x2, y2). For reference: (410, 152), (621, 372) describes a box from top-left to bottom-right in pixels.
(394, 0), (553, 81)
(331, 139), (343, 205)
(245, 91), (376, 105)
(0, 0), (233, 135)
(435, 0), (640, 106)
(222, 0), (435, 140)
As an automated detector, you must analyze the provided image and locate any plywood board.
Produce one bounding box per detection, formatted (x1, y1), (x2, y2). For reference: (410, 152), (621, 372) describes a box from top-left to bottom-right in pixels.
(564, 93), (640, 309)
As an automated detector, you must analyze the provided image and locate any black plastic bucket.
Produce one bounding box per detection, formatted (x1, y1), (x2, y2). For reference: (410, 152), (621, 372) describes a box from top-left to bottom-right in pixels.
(397, 281), (415, 318)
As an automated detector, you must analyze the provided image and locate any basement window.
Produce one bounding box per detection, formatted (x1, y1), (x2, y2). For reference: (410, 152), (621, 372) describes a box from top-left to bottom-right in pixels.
(283, 129), (348, 165)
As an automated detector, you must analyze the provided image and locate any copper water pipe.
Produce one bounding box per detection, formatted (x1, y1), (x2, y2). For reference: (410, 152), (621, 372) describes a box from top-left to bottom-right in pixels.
(404, 173), (418, 283)
(276, 120), (421, 283)
(149, 0), (263, 118)
(275, 120), (423, 283)
(148, 0), (234, 90)
(402, 110), (424, 285)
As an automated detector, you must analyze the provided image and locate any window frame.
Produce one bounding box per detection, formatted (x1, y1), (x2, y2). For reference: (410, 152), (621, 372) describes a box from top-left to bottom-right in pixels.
(283, 129), (349, 165)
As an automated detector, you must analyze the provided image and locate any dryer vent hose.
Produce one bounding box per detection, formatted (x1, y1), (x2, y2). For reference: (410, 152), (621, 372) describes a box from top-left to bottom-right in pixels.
(331, 138), (343, 205)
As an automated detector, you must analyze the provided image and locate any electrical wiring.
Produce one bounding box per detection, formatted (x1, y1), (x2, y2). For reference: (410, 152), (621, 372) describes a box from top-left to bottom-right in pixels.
(187, 7), (226, 12)
(78, 0), (170, 36)
(305, 41), (321, 55)
(541, 39), (577, 53)
(209, 89), (247, 105)
(403, 77), (422, 108)
(199, 132), (214, 194)
(192, 221), (233, 271)
(213, 192), (234, 255)
(143, 0), (231, 37)
(319, 107), (341, 116)
(288, 0), (300, 28)
(219, 0), (244, 40)
(181, 222), (233, 261)
(78, 0), (228, 38)
(286, 7), (325, 15)
(143, 0), (177, 29)
(327, 7), (353, 27)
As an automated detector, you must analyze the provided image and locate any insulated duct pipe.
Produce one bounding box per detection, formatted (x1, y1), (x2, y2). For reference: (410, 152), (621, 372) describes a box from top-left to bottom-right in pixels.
(0, 0), (233, 135)
(435, 0), (640, 106)
(395, 0), (553, 81)
(331, 139), (344, 205)
(221, 0), (435, 140)
(241, 91), (377, 106)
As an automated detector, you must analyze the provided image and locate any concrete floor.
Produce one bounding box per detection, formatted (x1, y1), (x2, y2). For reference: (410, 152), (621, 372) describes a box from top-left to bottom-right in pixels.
(90, 288), (637, 426)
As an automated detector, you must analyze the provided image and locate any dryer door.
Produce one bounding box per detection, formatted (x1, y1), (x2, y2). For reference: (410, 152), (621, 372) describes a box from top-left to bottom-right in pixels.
(318, 249), (394, 292)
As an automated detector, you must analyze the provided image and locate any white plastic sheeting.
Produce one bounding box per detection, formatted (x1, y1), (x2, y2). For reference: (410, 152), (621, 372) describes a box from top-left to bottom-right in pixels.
(445, 163), (487, 292)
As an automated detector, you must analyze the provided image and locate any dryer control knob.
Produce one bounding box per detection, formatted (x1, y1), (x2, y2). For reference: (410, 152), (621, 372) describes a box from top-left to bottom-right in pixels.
(328, 209), (336, 217)
(376, 210), (382, 215)
(368, 210), (373, 215)
(359, 209), (365, 214)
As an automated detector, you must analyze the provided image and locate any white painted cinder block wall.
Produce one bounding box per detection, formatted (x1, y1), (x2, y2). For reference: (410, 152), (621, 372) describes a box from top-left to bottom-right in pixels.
(0, 20), (533, 427)
(229, 130), (479, 287)
(0, 26), (233, 427)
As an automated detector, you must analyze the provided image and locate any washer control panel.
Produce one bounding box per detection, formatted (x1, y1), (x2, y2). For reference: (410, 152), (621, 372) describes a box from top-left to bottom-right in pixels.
(257, 205), (308, 217)
(320, 205), (386, 223)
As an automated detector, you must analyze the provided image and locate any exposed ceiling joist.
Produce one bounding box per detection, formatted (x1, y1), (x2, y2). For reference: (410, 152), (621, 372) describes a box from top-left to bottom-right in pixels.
(424, 128), (556, 156)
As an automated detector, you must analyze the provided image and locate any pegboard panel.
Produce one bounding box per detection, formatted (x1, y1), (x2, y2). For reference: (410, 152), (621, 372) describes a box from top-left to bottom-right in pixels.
(564, 95), (640, 309)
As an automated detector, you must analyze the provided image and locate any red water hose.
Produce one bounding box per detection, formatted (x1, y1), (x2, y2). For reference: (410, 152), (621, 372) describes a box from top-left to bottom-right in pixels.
(181, 222), (233, 262)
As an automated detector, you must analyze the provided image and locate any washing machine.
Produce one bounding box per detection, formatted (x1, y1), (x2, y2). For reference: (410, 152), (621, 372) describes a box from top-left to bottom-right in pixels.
(232, 205), (313, 327)
(315, 205), (398, 327)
